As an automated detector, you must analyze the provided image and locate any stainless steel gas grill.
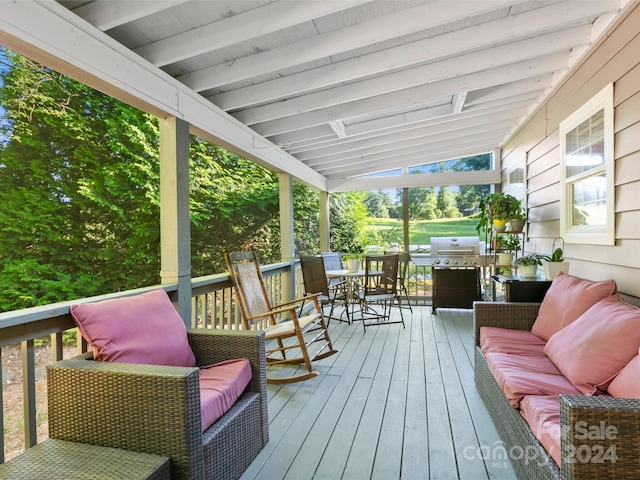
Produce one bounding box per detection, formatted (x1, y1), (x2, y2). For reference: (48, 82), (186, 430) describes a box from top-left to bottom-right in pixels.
(429, 236), (482, 313)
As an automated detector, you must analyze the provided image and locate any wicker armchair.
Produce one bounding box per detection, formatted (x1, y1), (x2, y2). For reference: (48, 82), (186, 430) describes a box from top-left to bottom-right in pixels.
(47, 329), (268, 480)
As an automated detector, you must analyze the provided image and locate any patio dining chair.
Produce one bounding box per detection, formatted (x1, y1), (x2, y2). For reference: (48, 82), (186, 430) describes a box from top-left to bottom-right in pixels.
(300, 254), (349, 324)
(358, 253), (406, 330)
(321, 252), (346, 288)
(225, 249), (338, 384)
(396, 252), (413, 312)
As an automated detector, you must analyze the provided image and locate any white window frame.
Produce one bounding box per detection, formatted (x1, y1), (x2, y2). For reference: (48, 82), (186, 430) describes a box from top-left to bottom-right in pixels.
(559, 83), (615, 245)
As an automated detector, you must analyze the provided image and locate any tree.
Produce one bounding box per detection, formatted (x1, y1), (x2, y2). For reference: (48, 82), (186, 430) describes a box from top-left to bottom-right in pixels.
(0, 49), (284, 309)
(405, 187), (438, 220)
(329, 192), (368, 253)
(364, 190), (392, 218)
(436, 187), (461, 218)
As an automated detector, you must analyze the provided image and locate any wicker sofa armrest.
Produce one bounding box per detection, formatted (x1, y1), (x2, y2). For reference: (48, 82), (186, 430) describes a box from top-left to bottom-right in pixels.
(47, 359), (203, 479)
(473, 301), (541, 346)
(560, 394), (640, 479)
(188, 328), (268, 446)
(187, 329), (266, 396)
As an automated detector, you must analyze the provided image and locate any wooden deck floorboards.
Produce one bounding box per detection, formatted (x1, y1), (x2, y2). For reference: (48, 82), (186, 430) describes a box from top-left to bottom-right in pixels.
(241, 305), (516, 480)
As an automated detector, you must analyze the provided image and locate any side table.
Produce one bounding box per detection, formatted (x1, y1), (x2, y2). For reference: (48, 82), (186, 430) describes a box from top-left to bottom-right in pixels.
(490, 274), (552, 302)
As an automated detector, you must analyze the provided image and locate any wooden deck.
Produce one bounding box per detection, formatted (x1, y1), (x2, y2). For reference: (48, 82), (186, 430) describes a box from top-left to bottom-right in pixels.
(241, 305), (517, 480)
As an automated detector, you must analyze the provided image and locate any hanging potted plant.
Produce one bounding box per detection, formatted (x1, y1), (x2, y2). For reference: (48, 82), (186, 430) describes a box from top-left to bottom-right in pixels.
(541, 237), (569, 280)
(514, 253), (542, 277)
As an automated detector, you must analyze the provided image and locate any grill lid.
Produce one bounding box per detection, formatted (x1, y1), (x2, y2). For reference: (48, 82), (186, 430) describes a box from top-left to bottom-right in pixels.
(431, 237), (480, 256)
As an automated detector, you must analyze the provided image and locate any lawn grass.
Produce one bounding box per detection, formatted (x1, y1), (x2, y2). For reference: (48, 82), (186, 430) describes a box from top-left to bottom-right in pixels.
(367, 216), (482, 246)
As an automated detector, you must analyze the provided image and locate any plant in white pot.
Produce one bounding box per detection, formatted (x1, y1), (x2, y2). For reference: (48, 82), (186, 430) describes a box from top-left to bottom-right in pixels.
(514, 253), (542, 277)
(497, 234), (521, 270)
(344, 243), (365, 273)
(541, 237), (569, 280)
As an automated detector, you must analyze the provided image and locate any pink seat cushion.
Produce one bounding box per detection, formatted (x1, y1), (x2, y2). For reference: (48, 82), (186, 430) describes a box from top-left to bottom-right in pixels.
(608, 351), (640, 399)
(531, 273), (616, 341)
(70, 289), (196, 367)
(480, 327), (547, 356)
(520, 395), (561, 466)
(199, 358), (253, 431)
(485, 352), (581, 408)
(544, 294), (640, 395)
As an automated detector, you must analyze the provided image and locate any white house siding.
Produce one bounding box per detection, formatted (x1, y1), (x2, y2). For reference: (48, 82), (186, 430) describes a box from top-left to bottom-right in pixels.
(500, 0), (640, 300)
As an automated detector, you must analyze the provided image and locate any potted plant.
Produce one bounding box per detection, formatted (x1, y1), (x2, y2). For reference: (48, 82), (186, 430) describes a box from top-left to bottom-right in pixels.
(514, 253), (542, 277)
(344, 243), (365, 273)
(541, 237), (569, 280)
(508, 208), (527, 233)
(476, 193), (523, 234)
(497, 233), (520, 268)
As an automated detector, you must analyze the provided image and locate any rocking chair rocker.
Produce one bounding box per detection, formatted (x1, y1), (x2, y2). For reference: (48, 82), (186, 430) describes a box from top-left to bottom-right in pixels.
(225, 249), (338, 384)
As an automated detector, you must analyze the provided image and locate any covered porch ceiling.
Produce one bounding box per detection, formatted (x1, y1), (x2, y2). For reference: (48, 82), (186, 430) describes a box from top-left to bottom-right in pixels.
(3, 1), (633, 192)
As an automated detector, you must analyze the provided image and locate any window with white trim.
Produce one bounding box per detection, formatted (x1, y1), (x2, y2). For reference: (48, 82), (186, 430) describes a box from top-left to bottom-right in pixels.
(559, 83), (615, 245)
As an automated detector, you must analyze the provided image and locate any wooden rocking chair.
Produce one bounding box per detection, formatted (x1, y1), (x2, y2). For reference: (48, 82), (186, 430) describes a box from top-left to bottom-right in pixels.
(225, 249), (338, 384)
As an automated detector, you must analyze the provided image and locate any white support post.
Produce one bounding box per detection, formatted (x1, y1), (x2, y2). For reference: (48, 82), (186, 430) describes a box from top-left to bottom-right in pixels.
(159, 116), (192, 325)
(279, 173), (296, 302)
(319, 190), (330, 252)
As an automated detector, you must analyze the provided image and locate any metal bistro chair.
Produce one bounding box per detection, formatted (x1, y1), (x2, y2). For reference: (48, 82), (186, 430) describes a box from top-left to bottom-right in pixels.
(397, 252), (413, 312)
(300, 255), (348, 325)
(358, 253), (406, 331)
(321, 252), (345, 288)
(384, 250), (413, 312)
(225, 249), (338, 384)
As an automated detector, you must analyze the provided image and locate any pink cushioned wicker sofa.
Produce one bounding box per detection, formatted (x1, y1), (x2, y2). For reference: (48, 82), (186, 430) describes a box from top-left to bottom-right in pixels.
(474, 273), (640, 479)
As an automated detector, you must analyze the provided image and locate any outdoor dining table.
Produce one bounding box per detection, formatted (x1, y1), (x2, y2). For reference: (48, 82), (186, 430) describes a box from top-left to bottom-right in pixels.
(325, 269), (382, 324)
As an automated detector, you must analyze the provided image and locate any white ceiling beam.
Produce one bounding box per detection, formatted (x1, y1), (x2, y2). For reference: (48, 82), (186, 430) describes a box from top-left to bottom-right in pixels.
(133, 1), (369, 67)
(317, 127), (512, 172)
(71, 0), (188, 31)
(252, 52), (569, 137)
(178, 0), (516, 92)
(284, 93), (542, 154)
(0, 1), (327, 191)
(271, 126), (337, 149)
(211, 1), (614, 110)
(309, 124), (514, 171)
(300, 116), (519, 165)
(327, 169), (501, 192)
(234, 27), (590, 125)
(329, 142), (503, 179)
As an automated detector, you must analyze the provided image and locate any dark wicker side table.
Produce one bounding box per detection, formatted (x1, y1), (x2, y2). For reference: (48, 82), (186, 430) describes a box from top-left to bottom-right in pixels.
(0, 439), (170, 480)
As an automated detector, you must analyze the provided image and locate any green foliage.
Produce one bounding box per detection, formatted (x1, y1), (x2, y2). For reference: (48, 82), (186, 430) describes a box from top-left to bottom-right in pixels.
(0, 48), (301, 311)
(329, 192), (368, 253)
(498, 234), (521, 252)
(542, 248), (564, 262)
(476, 192), (523, 235)
(514, 253), (543, 266)
(364, 190), (392, 218)
(405, 187), (438, 220)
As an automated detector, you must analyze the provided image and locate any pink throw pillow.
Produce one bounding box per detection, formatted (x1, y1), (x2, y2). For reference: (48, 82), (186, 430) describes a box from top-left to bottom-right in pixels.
(608, 351), (640, 399)
(544, 294), (640, 395)
(531, 272), (616, 341)
(70, 289), (196, 367)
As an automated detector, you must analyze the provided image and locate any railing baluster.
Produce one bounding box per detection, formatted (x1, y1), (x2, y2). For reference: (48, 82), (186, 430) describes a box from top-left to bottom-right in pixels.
(21, 339), (37, 448)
